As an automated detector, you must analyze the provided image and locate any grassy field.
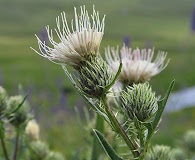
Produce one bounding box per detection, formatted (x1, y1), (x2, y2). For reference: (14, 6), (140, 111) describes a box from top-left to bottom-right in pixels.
(1, 0), (195, 158)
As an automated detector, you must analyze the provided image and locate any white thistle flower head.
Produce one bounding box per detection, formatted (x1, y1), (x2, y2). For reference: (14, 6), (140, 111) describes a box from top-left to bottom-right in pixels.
(105, 45), (169, 85)
(25, 119), (40, 141)
(32, 5), (105, 68)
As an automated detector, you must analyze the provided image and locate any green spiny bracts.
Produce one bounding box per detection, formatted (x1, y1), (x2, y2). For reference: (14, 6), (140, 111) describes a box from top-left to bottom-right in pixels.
(0, 86), (7, 117)
(77, 56), (114, 99)
(121, 83), (157, 122)
(26, 141), (49, 160)
(145, 145), (174, 160)
(6, 95), (32, 128)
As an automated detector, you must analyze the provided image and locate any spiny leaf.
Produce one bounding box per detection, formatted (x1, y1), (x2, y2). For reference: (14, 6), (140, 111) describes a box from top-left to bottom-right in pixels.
(93, 129), (123, 160)
(104, 60), (122, 93)
(152, 80), (175, 130)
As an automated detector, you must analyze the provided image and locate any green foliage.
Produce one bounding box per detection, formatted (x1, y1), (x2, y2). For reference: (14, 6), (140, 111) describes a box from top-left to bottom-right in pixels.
(93, 129), (122, 160)
(1, 0), (195, 159)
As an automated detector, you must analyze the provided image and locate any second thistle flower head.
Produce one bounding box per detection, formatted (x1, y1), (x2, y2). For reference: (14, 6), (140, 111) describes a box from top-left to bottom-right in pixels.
(33, 5), (105, 68)
(121, 83), (157, 122)
(105, 45), (169, 85)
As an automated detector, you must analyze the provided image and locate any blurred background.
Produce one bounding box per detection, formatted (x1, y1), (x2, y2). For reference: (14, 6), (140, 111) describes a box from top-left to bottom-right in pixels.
(1, 0), (195, 158)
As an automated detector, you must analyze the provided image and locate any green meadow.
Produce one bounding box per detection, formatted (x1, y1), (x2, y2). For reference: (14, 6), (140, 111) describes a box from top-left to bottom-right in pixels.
(1, 0), (195, 158)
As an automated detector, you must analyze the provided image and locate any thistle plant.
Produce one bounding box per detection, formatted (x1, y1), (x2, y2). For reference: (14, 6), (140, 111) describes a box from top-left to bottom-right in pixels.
(32, 5), (174, 160)
(0, 87), (65, 160)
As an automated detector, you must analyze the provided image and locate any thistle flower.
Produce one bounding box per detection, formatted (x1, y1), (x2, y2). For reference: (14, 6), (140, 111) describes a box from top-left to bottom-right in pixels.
(172, 148), (186, 160)
(0, 86), (7, 117)
(25, 119), (40, 141)
(77, 56), (114, 98)
(105, 45), (169, 85)
(145, 145), (174, 160)
(183, 130), (195, 153)
(32, 5), (105, 68)
(6, 95), (31, 128)
(45, 152), (65, 160)
(121, 83), (157, 122)
(26, 141), (49, 160)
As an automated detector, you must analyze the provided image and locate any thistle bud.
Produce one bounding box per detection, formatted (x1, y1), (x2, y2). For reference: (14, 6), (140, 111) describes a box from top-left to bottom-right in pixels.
(183, 130), (195, 153)
(121, 83), (157, 122)
(77, 56), (114, 98)
(145, 145), (174, 160)
(0, 86), (7, 117)
(25, 119), (40, 141)
(45, 152), (65, 160)
(7, 95), (31, 128)
(26, 141), (49, 160)
(172, 148), (186, 160)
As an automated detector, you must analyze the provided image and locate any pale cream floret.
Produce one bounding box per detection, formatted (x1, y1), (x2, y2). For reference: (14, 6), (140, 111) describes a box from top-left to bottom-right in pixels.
(105, 45), (169, 84)
(32, 6), (105, 68)
(25, 120), (40, 141)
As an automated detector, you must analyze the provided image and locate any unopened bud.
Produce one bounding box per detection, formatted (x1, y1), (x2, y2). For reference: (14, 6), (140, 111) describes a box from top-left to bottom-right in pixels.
(121, 83), (157, 122)
(7, 95), (31, 128)
(0, 86), (7, 117)
(27, 141), (49, 160)
(183, 130), (195, 153)
(145, 145), (174, 160)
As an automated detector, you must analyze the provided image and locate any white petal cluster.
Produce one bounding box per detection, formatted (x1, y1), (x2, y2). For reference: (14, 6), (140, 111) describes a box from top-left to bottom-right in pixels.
(33, 6), (105, 68)
(25, 120), (40, 141)
(105, 45), (169, 84)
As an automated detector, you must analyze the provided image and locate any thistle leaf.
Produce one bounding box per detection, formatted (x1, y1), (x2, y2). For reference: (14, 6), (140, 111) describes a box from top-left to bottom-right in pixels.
(91, 115), (104, 160)
(8, 94), (28, 114)
(152, 80), (175, 130)
(104, 60), (122, 93)
(93, 129), (123, 160)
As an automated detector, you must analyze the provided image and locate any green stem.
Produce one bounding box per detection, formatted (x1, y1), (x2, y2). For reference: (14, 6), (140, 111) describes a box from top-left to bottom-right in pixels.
(13, 129), (20, 160)
(101, 96), (140, 159)
(0, 137), (9, 160)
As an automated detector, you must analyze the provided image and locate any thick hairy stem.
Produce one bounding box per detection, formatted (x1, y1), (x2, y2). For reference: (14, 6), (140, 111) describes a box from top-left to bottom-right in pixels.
(101, 96), (140, 159)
